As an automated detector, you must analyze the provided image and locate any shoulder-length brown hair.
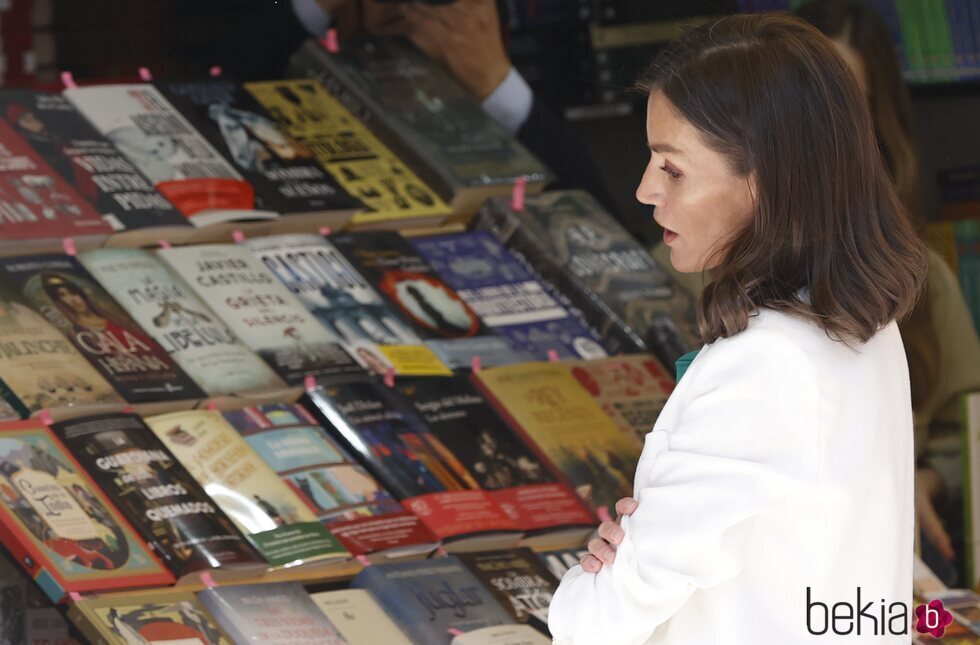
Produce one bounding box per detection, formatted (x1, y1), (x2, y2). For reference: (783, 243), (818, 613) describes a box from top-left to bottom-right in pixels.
(638, 13), (927, 345)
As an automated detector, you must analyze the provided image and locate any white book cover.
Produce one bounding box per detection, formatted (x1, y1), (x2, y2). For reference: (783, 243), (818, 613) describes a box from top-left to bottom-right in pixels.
(311, 589), (411, 645)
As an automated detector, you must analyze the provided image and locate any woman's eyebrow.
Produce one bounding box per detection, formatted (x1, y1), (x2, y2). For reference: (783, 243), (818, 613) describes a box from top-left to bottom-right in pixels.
(648, 143), (685, 156)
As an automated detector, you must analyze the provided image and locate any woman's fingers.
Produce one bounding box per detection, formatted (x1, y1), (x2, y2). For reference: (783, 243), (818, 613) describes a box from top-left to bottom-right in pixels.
(597, 520), (624, 545)
(580, 553), (602, 573)
(588, 537), (616, 565)
(615, 496), (638, 516)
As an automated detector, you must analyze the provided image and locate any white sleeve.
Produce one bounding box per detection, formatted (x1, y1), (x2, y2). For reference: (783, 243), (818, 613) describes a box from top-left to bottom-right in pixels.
(481, 67), (534, 135)
(547, 328), (821, 644)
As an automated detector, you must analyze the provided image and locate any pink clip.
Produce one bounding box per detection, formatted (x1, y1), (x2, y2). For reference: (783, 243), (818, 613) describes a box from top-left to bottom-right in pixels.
(547, 349), (559, 362)
(383, 367), (395, 388)
(231, 229), (245, 243)
(323, 28), (340, 53)
(138, 66), (153, 81)
(448, 628), (464, 637)
(319, 226), (332, 237)
(304, 375), (317, 391)
(510, 177), (527, 212)
(60, 71), (78, 89)
(470, 356), (482, 373)
(355, 554), (372, 566)
(436, 545), (449, 558)
(68, 591), (82, 602)
(62, 237), (77, 257)
(596, 505), (613, 523)
(121, 405), (135, 414)
(38, 409), (53, 426)
(205, 401), (218, 411)
(199, 572), (217, 589)
(158, 239), (172, 250)
(209, 65), (222, 78)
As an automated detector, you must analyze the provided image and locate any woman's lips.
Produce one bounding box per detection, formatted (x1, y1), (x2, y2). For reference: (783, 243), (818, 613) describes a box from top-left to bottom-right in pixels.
(663, 228), (678, 244)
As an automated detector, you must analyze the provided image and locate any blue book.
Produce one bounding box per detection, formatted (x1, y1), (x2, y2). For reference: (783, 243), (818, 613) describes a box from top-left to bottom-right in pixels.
(411, 231), (608, 361)
(351, 556), (514, 644)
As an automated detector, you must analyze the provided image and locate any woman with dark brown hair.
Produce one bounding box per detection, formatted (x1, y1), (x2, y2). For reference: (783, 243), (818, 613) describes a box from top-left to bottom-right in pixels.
(548, 13), (927, 643)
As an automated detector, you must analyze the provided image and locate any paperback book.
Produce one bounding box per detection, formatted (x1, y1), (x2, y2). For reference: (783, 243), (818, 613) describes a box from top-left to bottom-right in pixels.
(310, 588), (412, 644)
(458, 548), (560, 624)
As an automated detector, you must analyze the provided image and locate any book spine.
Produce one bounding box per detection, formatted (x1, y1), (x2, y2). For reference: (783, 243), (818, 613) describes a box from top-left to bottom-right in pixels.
(967, 0), (980, 76)
(897, 0), (926, 81)
(946, 0), (966, 76)
(933, 0), (957, 80)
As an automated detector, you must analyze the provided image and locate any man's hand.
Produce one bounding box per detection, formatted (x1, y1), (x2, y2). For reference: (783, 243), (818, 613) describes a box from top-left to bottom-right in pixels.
(581, 497), (638, 573)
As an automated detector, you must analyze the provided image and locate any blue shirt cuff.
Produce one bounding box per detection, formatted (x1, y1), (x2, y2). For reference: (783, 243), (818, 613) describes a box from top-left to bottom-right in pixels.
(481, 67), (534, 135)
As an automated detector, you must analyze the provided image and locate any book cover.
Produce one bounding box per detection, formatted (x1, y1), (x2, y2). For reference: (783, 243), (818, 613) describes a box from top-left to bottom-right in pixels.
(535, 547), (588, 581)
(457, 548), (559, 625)
(310, 588), (412, 645)
(224, 402), (438, 557)
(0, 90), (189, 236)
(290, 38), (550, 215)
(198, 582), (346, 645)
(411, 231), (608, 361)
(51, 412), (265, 579)
(157, 243), (362, 385)
(145, 409), (349, 568)
(69, 589), (233, 645)
(567, 354), (675, 445)
(330, 231), (526, 369)
(0, 275), (122, 417)
(396, 376), (594, 534)
(155, 79), (362, 217)
(0, 254), (204, 404)
(63, 84), (259, 224)
(79, 247), (286, 396)
(476, 189), (701, 367)
(304, 377), (520, 541)
(245, 233), (450, 376)
(450, 624), (551, 645)
(351, 556), (513, 644)
(245, 78), (450, 228)
(0, 115), (112, 246)
(0, 419), (173, 602)
(474, 362), (641, 513)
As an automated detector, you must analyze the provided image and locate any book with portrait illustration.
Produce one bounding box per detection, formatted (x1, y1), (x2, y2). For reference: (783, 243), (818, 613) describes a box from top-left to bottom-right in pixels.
(351, 557), (514, 645)
(222, 402), (439, 558)
(411, 230), (609, 361)
(0, 419), (173, 602)
(303, 375), (521, 547)
(144, 409), (349, 568)
(395, 376), (594, 540)
(290, 38), (550, 216)
(79, 247), (286, 396)
(457, 548), (561, 626)
(0, 254), (204, 404)
(0, 90), (190, 245)
(330, 230), (526, 369)
(476, 189), (700, 367)
(68, 588), (233, 645)
(245, 78), (450, 229)
(63, 84), (265, 226)
(310, 588), (412, 645)
(156, 242), (362, 385)
(473, 361), (642, 514)
(155, 78), (361, 229)
(51, 412), (266, 580)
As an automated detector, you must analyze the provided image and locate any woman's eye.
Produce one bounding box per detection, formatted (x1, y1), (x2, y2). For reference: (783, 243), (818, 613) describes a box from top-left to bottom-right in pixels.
(660, 163), (682, 180)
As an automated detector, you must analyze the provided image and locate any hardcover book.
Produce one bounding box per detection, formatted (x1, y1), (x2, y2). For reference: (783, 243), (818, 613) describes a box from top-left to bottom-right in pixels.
(290, 38), (550, 216)
(457, 548), (560, 624)
(224, 403), (438, 558)
(411, 231), (608, 361)
(245, 78), (450, 229)
(476, 189), (700, 366)
(63, 84), (262, 225)
(0, 254), (204, 404)
(79, 247), (286, 396)
(155, 78), (362, 228)
(304, 376), (521, 543)
(145, 409), (349, 568)
(474, 361), (642, 513)
(330, 231), (526, 369)
(310, 588), (412, 645)
(157, 243), (362, 385)
(0, 419), (173, 602)
(350, 556), (514, 644)
(198, 582), (346, 645)
(68, 589), (233, 645)
(0, 90), (190, 243)
(51, 412), (265, 579)
(0, 276), (122, 418)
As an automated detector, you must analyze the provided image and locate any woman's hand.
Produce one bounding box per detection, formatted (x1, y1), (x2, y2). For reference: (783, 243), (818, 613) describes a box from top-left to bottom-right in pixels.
(581, 497), (638, 573)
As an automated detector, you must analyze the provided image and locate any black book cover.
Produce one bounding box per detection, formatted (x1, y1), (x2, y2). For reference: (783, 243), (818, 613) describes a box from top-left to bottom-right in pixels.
(52, 413), (266, 579)
(0, 254), (205, 403)
(0, 90), (188, 234)
(457, 548), (560, 625)
(154, 79), (362, 216)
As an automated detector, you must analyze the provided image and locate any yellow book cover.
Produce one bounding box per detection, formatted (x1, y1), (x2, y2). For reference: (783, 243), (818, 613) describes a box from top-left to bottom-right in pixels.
(244, 80), (451, 228)
(474, 362), (641, 513)
(144, 409), (348, 567)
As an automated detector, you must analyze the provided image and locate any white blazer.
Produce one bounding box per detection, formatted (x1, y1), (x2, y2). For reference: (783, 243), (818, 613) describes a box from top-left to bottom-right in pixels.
(548, 308), (914, 644)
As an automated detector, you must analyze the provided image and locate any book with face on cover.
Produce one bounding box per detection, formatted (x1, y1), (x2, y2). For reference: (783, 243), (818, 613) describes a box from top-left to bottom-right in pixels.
(156, 243), (363, 385)
(79, 247), (286, 396)
(0, 253), (204, 404)
(475, 189), (701, 367)
(245, 78), (450, 230)
(223, 403), (438, 558)
(144, 409), (350, 568)
(0, 90), (190, 245)
(457, 548), (560, 625)
(51, 412), (266, 580)
(68, 589), (233, 645)
(0, 419), (173, 602)
(290, 38), (550, 217)
(310, 588), (412, 645)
